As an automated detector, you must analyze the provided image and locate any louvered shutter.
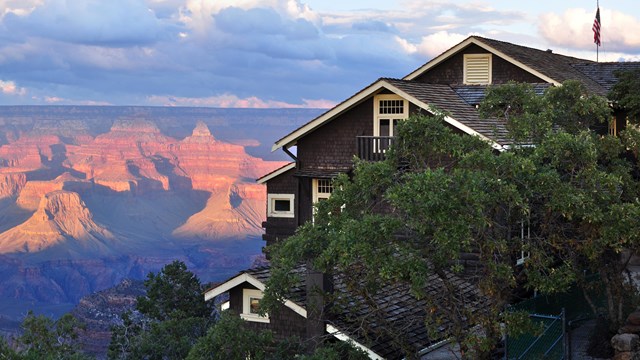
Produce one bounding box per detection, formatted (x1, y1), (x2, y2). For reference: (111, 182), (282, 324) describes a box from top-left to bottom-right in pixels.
(464, 54), (491, 84)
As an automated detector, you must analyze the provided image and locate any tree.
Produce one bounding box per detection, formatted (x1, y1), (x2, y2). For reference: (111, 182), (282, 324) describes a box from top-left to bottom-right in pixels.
(186, 312), (368, 360)
(1, 311), (90, 360)
(264, 81), (640, 359)
(108, 261), (214, 360)
(137, 260), (213, 321)
(609, 69), (640, 121)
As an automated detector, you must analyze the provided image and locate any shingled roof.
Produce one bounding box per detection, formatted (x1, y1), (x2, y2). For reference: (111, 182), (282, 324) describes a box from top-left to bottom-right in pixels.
(572, 62), (640, 92)
(236, 264), (490, 360)
(471, 37), (607, 95)
(382, 78), (511, 145)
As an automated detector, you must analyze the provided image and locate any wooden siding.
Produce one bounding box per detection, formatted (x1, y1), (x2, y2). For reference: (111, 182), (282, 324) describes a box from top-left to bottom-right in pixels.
(297, 98), (374, 170)
(413, 44), (544, 85)
(263, 168), (298, 247)
(228, 285), (307, 341)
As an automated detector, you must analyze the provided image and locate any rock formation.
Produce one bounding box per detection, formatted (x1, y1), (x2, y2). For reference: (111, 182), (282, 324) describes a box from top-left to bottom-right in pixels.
(0, 190), (113, 254)
(0, 110), (292, 322)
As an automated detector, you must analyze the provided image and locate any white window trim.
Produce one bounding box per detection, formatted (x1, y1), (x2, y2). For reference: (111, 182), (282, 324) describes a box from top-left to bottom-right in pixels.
(463, 53), (492, 85)
(373, 94), (408, 137)
(267, 193), (295, 218)
(312, 179), (332, 204)
(516, 219), (530, 266)
(241, 288), (270, 323)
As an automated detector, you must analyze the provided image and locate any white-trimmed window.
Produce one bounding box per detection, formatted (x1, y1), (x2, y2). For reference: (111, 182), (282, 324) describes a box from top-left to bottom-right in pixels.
(464, 54), (492, 84)
(267, 193), (294, 218)
(312, 179), (333, 204)
(374, 94), (408, 138)
(240, 289), (269, 323)
(516, 219), (530, 266)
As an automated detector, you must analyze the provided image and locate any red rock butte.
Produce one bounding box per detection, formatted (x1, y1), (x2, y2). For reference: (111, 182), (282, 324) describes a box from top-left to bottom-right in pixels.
(0, 119), (287, 255)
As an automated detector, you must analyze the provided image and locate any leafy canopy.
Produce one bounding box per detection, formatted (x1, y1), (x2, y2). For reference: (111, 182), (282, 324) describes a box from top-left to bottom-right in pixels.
(264, 80), (640, 358)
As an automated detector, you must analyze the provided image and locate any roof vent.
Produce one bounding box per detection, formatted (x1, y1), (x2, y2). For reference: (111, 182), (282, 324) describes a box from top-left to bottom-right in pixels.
(463, 54), (492, 85)
(546, 49), (553, 53)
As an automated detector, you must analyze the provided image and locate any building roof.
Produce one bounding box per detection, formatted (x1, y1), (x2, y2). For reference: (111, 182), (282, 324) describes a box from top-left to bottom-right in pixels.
(273, 36), (634, 154)
(451, 83), (551, 106)
(572, 62), (640, 92)
(273, 78), (508, 152)
(206, 264), (490, 360)
(383, 78), (511, 145)
(256, 162), (295, 184)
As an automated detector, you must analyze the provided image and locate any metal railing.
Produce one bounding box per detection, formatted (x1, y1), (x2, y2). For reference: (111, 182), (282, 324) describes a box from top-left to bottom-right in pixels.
(356, 136), (395, 161)
(506, 309), (566, 360)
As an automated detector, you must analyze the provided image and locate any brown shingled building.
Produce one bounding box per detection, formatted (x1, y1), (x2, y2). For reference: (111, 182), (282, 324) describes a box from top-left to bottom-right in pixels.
(205, 36), (640, 359)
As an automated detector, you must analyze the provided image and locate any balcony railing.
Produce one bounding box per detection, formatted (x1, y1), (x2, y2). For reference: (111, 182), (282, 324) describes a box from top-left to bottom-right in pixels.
(356, 136), (395, 161)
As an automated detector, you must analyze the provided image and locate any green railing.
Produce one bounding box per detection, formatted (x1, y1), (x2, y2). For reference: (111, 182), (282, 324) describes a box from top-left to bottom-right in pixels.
(506, 310), (565, 360)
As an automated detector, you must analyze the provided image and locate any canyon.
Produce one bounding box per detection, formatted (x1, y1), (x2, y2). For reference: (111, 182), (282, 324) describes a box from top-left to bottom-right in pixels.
(0, 106), (320, 324)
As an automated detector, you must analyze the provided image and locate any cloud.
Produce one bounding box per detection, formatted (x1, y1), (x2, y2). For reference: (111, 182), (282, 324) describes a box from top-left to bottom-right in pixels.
(42, 96), (111, 105)
(147, 93), (335, 108)
(2, 0), (166, 46)
(413, 31), (471, 58)
(539, 8), (640, 52)
(0, 80), (26, 95)
(0, 0), (41, 17)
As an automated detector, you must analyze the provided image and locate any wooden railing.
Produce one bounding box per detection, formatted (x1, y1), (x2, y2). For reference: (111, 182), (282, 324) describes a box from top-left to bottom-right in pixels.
(356, 136), (395, 161)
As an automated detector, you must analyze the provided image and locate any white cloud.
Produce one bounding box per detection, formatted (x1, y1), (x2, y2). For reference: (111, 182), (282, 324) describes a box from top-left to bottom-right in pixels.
(414, 31), (470, 58)
(0, 80), (26, 95)
(147, 93), (334, 108)
(539, 8), (640, 52)
(44, 96), (110, 105)
(0, 0), (42, 18)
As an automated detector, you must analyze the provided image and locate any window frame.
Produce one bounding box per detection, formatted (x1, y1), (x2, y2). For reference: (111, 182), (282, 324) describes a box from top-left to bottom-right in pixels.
(373, 94), (408, 138)
(463, 53), (492, 85)
(240, 288), (270, 323)
(516, 219), (531, 266)
(312, 178), (333, 204)
(267, 193), (295, 218)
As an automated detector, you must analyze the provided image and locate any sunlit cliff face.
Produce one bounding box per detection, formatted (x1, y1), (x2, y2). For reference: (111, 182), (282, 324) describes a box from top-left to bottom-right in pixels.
(0, 119), (286, 255)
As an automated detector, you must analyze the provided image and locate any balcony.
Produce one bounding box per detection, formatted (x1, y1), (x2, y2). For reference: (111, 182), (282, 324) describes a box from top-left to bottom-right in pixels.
(356, 136), (395, 161)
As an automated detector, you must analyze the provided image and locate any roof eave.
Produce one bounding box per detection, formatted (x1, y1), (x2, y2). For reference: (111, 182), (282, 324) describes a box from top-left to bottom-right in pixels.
(403, 37), (561, 87)
(381, 81), (506, 151)
(256, 162), (296, 184)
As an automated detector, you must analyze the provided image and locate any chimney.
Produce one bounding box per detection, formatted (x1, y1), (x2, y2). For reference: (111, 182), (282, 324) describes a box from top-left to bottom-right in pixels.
(305, 262), (333, 350)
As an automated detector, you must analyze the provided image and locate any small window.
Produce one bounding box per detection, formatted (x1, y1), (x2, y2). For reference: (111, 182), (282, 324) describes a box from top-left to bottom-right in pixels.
(374, 94), (408, 138)
(313, 179), (333, 204)
(464, 54), (492, 84)
(241, 289), (269, 323)
(267, 194), (294, 218)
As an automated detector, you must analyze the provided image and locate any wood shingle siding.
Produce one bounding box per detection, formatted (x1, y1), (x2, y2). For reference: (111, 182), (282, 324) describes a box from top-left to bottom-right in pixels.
(297, 98), (374, 170)
(263, 167), (298, 247)
(413, 44), (544, 85)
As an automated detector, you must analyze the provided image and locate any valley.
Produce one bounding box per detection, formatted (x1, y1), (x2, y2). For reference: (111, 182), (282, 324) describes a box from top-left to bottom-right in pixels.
(0, 106), (320, 322)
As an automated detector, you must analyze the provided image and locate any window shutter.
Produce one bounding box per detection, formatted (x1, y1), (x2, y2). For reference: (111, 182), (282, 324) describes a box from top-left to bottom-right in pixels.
(464, 54), (491, 84)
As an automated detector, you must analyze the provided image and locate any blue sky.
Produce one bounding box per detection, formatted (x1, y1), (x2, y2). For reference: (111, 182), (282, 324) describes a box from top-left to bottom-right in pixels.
(0, 0), (638, 107)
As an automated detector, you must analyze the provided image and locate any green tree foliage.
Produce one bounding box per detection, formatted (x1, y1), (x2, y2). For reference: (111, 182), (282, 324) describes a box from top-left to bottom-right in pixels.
(108, 261), (214, 360)
(137, 260), (213, 321)
(609, 69), (640, 121)
(186, 312), (368, 360)
(0, 312), (90, 360)
(264, 81), (640, 358)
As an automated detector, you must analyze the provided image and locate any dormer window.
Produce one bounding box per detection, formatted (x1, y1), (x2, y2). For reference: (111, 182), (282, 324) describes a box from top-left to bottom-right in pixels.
(374, 94), (408, 137)
(464, 54), (492, 84)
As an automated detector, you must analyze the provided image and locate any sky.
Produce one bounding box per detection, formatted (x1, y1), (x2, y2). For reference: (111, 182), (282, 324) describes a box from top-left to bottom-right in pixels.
(0, 0), (638, 108)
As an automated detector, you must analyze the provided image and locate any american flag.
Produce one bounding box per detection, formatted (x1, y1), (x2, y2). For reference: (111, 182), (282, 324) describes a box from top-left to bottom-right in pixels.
(593, 7), (601, 46)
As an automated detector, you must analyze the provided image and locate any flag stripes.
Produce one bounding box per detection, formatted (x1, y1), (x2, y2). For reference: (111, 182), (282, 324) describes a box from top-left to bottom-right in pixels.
(593, 7), (601, 46)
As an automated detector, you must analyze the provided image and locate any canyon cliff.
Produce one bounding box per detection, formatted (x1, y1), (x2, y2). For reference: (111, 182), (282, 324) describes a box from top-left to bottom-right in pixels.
(0, 106), (319, 321)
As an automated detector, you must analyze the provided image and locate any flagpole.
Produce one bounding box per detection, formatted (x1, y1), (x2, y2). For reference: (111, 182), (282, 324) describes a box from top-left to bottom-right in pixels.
(597, 0), (599, 62)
